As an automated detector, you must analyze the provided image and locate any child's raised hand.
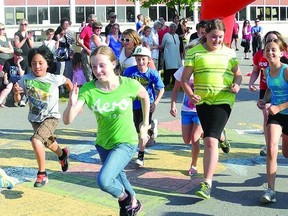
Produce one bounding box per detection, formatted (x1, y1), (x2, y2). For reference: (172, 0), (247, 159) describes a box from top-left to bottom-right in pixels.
(68, 83), (79, 107)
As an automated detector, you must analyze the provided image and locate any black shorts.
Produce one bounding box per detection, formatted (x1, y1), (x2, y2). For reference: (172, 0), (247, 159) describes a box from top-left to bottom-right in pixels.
(267, 113), (288, 135)
(259, 89), (271, 103)
(196, 103), (231, 140)
(232, 34), (239, 39)
(133, 109), (153, 133)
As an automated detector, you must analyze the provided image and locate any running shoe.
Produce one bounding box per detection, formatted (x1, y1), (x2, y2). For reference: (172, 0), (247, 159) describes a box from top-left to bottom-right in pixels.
(126, 199), (143, 216)
(119, 191), (132, 216)
(0, 169), (14, 189)
(152, 119), (158, 139)
(195, 182), (211, 199)
(219, 129), (230, 153)
(34, 173), (48, 187)
(188, 167), (198, 176)
(136, 158), (144, 167)
(260, 188), (276, 204)
(260, 145), (267, 156)
(59, 148), (69, 172)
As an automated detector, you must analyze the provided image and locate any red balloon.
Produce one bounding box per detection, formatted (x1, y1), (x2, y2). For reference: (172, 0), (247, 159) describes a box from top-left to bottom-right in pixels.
(200, 0), (255, 45)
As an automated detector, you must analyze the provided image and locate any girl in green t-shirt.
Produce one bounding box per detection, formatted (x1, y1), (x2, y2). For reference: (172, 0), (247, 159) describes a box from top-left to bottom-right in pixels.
(63, 46), (150, 215)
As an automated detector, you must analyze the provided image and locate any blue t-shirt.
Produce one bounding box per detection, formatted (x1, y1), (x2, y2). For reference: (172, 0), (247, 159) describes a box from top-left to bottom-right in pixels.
(136, 21), (143, 31)
(123, 65), (164, 110)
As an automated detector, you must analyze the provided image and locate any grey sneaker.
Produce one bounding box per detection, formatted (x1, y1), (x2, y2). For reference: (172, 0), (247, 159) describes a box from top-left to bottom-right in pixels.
(260, 188), (276, 204)
(219, 128), (230, 153)
(260, 145), (267, 156)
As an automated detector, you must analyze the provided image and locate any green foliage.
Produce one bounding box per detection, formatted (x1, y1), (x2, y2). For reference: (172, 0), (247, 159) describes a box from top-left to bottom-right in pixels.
(138, 0), (201, 12)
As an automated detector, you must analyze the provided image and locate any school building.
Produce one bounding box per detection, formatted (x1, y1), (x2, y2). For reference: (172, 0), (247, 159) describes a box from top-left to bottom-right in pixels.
(1, 0), (288, 38)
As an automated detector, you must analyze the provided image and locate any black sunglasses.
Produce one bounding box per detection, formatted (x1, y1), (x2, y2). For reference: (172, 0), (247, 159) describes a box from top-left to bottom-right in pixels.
(121, 38), (130, 43)
(94, 27), (102, 29)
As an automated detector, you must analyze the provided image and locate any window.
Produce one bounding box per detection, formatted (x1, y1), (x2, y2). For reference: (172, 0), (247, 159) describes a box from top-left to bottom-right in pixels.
(126, 6), (135, 22)
(159, 6), (166, 21)
(106, 7), (115, 21)
(39, 7), (48, 24)
(280, 7), (286, 21)
(61, 7), (70, 21)
(149, 6), (157, 22)
(117, 6), (125, 23)
(50, 7), (59, 24)
(76, 7), (85, 23)
(272, 7), (279, 21)
(140, 7), (149, 17)
(168, 8), (176, 21)
(5, 7), (14, 25)
(186, 6), (193, 21)
(16, 7), (25, 24)
(238, 7), (247, 21)
(86, 7), (95, 22)
(28, 7), (37, 24)
(96, 6), (105, 23)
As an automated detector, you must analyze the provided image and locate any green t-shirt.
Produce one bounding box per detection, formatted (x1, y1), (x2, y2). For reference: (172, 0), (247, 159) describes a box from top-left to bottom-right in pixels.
(184, 44), (239, 107)
(78, 77), (141, 150)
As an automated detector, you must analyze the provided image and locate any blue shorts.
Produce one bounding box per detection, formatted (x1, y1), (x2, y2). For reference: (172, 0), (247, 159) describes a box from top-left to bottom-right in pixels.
(181, 111), (200, 125)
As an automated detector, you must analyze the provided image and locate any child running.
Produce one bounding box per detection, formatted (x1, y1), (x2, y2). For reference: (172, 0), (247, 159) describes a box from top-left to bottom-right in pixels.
(63, 46), (150, 215)
(257, 38), (288, 204)
(123, 46), (165, 167)
(170, 64), (203, 176)
(181, 19), (242, 199)
(72, 52), (86, 87)
(13, 46), (72, 187)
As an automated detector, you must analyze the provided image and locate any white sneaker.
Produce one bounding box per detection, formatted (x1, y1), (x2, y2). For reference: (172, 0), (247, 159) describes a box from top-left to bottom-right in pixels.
(19, 100), (26, 107)
(260, 188), (276, 204)
(152, 119), (158, 139)
(136, 158), (144, 167)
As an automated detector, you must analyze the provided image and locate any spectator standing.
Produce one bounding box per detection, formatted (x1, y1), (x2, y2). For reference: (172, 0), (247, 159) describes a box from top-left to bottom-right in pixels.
(79, 21), (86, 32)
(105, 23), (122, 60)
(251, 18), (263, 56)
(242, 19), (252, 59)
(160, 22), (182, 87)
(136, 14), (143, 32)
(90, 22), (106, 53)
(105, 12), (118, 37)
(77, 14), (97, 81)
(0, 23), (13, 69)
(231, 18), (240, 51)
(13, 19), (34, 107)
(43, 28), (59, 57)
(189, 20), (208, 44)
(13, 18), (34, 73)
(158, 17), (169, 70)
(172, 14), (185, 59)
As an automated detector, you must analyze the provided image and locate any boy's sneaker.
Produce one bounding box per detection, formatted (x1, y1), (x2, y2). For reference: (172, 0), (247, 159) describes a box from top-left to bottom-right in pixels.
(219, 129), (230, 153)
(0, 169), (14, 189)
(260, 188), (276, 204)
(151, 119), (158, 139)
(34, 173), (48, 187)
(260, 145), (267, 156)
(136, 158), (144, 167)
(126, 199), (143, 216)
(59, 148), (69, 172)
(19, 100), (26, 107)
(195, 182), (211, 199)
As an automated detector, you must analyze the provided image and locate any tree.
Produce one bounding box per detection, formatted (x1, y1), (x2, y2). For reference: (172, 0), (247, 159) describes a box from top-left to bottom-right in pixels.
(137, 0), (201, 17)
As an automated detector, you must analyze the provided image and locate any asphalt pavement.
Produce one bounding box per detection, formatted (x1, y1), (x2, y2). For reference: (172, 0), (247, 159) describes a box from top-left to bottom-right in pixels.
(0, 48), (288, 216)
